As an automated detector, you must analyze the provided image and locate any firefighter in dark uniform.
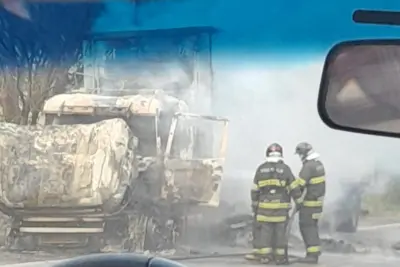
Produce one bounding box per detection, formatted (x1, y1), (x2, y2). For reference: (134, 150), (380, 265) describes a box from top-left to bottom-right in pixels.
(295, 142), (326, 264)
(245, 143), (303, 264)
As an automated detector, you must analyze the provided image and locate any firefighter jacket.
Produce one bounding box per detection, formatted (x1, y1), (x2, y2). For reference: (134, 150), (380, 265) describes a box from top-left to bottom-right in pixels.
(297, 154), (326, 213)
(251, 158), (303, 223)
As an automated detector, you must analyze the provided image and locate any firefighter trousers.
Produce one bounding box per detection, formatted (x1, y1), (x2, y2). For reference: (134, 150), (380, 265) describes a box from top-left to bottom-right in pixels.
(299, 207), (322, 257)
(254, 221), (287, 260)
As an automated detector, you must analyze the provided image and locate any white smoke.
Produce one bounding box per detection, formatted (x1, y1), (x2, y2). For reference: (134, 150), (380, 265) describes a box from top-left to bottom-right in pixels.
(89, 42), (400, 206)
(210, 57), (400, 205)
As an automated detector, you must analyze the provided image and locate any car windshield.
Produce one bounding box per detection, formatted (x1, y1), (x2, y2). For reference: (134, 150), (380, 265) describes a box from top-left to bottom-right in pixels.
(1, 1), (400, 267)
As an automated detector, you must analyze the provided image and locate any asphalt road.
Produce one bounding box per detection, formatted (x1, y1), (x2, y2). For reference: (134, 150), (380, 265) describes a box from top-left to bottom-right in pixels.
(1, 219), (400, 267)
(181, 252), (400, 267)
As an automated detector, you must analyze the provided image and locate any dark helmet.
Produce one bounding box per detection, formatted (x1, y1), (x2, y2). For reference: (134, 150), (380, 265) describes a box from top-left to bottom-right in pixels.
(295, 142), (313, 159)
(266, 143), (283, 157)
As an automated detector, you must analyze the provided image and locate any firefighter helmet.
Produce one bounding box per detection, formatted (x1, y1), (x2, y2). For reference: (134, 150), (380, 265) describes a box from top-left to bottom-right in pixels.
(266, 143), (283, 157)
(295, 142), (313, 160)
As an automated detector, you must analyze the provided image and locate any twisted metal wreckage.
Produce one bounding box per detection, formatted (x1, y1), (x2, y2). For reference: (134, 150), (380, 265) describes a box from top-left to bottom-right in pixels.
(0, 90), (229, 254)
(0, 3), (228, 254)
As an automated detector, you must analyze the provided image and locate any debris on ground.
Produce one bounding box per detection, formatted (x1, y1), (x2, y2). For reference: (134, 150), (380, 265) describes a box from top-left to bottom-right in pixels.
(321, 237), (360, 253)
(199, 212), (371, 255)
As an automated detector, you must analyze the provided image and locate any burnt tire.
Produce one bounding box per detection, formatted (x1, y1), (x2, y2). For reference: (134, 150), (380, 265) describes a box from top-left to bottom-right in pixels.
(336, 212), (359, 233)
(7, 235), (36, 251)
(335, 188), (362, 233)
(4, 228), (17, 251)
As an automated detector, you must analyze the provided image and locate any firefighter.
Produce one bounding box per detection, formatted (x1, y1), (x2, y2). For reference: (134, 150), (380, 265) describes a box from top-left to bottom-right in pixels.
(295, 142), (326, 264)
(245, 143), (303, 264)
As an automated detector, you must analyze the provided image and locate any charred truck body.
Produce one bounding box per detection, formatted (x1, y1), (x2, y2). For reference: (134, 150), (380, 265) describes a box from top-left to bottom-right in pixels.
(1, 90), (228, 252)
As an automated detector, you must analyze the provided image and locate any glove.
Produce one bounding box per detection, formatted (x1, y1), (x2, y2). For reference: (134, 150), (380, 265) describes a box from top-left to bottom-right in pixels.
(295, 202), (302, 211)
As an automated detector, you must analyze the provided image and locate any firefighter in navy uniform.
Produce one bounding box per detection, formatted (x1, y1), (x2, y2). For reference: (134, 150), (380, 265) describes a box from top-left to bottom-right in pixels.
(245, 143), (303, 265)
(295, 142), (326, 264)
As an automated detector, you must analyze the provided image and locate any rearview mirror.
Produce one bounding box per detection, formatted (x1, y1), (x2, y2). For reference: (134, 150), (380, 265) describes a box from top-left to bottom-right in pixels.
(318, 39), (400, 138)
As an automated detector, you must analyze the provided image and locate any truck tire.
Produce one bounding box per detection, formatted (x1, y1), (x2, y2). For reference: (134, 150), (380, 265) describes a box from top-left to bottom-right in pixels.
(336, 196), (361, 233)
(336, 213), (359, 233)
(335, 186), (362, 233)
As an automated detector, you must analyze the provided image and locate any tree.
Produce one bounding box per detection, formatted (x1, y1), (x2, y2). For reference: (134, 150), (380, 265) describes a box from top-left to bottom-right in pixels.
(0, 2), (104, 124)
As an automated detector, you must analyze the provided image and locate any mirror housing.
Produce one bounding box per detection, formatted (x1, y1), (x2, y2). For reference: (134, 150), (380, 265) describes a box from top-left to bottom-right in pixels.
(318, 39), (400, 138)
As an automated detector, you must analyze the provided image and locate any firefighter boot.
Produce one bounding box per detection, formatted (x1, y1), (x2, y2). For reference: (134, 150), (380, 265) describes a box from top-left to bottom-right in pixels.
(274, 248), (289, 265)
(275, 257), (289, 265)
(244, 252), (261, 262)
(297, 254), (319, 264)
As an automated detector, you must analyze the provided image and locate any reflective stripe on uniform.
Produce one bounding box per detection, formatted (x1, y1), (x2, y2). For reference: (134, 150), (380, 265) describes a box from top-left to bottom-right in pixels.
(275, 248), (285, 255)
(309, 176), (325, 184)
(244, 254), (259, 260)
(258, 202), (291, 209)
(303, 200), (323, 207)
(258, 179), (286, 188)
(256, 215), (287, 222)
(254, 247), (272, 255)
(312, 213), (322, 219)
(297, 176), (325, 186)
(252, 183), (259, 191)
(307, 246), (321, 253)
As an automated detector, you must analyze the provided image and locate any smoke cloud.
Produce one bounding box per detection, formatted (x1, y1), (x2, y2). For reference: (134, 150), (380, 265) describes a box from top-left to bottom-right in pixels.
(90, 41), (400, 207)
(211, 57), (400, 206)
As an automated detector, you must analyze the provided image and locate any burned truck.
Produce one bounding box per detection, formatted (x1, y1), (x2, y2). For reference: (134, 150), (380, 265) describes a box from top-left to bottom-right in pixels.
(319, 181), (364, 234)
(0, 90), (228, 252)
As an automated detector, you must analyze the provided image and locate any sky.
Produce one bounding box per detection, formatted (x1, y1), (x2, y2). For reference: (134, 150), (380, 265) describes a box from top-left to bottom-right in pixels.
(93, 0), (400, 54)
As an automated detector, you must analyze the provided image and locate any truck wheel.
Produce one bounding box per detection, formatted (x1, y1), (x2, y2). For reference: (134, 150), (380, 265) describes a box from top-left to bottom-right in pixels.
(4, 228), (17, 250)
(335, 191), (362, 233)
(336, 212), (359, 233)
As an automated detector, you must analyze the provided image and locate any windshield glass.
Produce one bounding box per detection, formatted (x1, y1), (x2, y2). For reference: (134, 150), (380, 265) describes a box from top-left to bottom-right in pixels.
(2, 0), (400, 266)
